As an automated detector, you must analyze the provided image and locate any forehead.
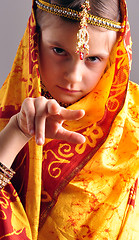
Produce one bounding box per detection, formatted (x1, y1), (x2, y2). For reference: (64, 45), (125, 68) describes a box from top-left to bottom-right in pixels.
(40, 13), (117, 54)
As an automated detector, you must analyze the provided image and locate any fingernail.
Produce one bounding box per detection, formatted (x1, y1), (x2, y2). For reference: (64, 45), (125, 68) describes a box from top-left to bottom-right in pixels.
(29, 129), (34, 136)
(82, 136), (86, 143)
(36, 137), (44, 145)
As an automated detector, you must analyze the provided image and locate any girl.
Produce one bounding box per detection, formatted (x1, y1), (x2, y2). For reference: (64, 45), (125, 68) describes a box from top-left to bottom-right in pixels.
(0, 0), (139, 239)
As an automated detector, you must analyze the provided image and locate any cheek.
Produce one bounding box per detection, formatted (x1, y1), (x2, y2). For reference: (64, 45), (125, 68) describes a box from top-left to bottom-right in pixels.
(40, 51), (62, 78)
(86, 77), (99, 90)
(40, 56), (63, 85)
(40, 52), (55, 77)
(84, 68), (104, 90)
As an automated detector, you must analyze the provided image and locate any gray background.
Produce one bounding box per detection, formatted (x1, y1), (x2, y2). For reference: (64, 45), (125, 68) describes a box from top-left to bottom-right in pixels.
(0, 0), (138, 88)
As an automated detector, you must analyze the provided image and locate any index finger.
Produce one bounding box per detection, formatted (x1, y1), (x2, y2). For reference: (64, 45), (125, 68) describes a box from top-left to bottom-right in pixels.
(56, 108), (85, 121)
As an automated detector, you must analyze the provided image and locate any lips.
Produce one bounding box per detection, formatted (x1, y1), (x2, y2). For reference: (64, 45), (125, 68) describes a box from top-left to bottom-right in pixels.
(57, 85), (81, 93)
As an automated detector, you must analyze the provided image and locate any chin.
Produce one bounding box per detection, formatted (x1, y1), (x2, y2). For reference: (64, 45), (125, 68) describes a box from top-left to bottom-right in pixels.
(57, 97), (77, 104)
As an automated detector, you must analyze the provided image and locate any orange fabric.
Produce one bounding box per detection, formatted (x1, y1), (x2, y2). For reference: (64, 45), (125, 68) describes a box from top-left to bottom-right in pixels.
(0, 0), (139, 239)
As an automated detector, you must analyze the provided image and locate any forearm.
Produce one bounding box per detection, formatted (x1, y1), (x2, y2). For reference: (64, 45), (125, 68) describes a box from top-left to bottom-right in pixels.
(0, 114), (31, 168)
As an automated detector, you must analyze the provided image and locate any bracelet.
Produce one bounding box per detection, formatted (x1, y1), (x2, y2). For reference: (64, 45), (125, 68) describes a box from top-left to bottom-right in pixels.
(0, 162), (15, 190)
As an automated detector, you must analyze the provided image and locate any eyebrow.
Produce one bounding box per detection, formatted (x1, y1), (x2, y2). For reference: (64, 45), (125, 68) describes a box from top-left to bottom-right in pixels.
(47, 40), (64, 48)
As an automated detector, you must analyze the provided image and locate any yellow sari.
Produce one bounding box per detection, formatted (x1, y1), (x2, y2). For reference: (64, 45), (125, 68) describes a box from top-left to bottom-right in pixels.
(0, 0), (139, 239)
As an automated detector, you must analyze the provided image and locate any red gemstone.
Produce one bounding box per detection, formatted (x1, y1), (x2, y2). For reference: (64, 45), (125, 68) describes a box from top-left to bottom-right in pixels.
(80, 52), (84, 60)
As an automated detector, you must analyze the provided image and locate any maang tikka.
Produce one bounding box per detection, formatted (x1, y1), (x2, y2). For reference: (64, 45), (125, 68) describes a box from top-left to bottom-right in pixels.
(76, 0), (90, 60)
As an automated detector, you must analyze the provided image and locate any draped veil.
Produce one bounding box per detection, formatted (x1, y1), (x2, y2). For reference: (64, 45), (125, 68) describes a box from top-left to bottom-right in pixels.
(0, 0), (139, 239)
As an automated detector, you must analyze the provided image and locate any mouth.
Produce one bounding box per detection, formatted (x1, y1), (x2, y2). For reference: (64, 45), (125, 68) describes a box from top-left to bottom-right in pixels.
(57, 86), (81, 93)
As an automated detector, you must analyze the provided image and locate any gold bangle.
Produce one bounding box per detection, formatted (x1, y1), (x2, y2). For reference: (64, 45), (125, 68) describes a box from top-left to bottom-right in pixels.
(0, 162), (15, 190)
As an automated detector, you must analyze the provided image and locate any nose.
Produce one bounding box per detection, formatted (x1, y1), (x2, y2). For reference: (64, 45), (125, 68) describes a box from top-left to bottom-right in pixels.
(64, 60), (83, 84)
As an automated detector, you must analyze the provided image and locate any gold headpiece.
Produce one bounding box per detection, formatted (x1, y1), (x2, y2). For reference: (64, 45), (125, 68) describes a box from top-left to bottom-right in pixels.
(75, 0), (90, 60)
(35, 0), (123, 59)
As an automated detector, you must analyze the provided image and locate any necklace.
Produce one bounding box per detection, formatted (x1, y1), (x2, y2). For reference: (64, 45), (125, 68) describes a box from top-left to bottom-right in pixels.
(41, 81), (72, 108)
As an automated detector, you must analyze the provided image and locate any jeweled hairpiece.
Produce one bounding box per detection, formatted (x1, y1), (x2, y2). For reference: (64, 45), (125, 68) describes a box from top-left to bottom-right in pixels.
(35, 0), (123, 59)
(35, 0), (123, 31)
(76, 0), (90, 60)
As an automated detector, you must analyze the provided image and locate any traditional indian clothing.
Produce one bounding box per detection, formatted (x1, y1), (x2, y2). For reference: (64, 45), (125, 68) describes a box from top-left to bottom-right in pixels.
(0, 0), (139, 239)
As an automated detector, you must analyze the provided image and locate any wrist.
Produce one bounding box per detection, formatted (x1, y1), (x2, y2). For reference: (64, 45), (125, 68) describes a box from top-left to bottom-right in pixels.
(10, 114), (32, 140)
(0, 114), (32, 168)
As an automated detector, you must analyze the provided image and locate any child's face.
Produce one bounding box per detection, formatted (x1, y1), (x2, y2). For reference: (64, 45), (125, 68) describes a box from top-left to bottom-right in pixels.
(39, 15), (117, 104)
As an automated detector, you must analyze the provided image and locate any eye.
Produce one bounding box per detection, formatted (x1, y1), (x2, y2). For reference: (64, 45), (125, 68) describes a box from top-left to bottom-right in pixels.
(53, 47), (67, 56)
(86, 56), (100, 63)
